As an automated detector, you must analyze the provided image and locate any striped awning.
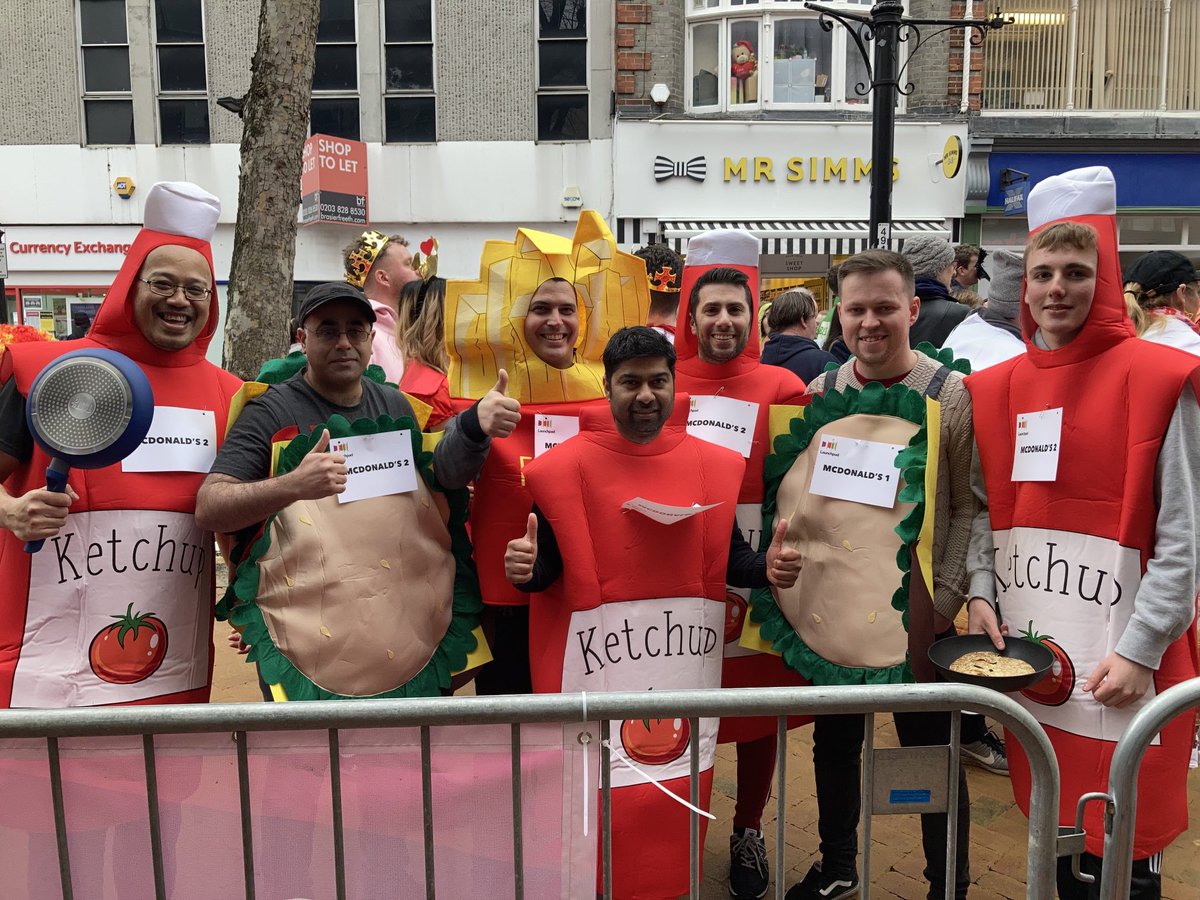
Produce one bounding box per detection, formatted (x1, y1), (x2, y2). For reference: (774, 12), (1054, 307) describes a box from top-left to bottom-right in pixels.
(616, 218), (953, 255)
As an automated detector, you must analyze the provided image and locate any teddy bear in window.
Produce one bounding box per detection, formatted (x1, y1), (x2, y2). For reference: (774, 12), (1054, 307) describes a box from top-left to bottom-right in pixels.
(731, 40), (758, 104)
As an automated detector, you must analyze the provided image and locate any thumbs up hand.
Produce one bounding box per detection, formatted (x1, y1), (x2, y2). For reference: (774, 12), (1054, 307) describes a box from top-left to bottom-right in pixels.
(478, 368), (522, 438)
(287, 429), (348, 501)
(505, 512), (539, 584)
(765, 518), (802, 589)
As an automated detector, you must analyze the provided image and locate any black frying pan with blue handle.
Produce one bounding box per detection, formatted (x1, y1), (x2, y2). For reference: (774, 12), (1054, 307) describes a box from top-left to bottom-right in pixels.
(23, 348), (155, 553)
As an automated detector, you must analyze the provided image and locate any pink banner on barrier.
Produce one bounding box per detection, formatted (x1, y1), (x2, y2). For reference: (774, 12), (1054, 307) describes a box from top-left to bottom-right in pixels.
(0, 723), (598, 899)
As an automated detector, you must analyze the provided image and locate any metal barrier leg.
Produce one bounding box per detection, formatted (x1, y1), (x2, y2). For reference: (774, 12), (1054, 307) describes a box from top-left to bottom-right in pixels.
(689, 716), (700, 900)
(774, 715), (787, 900)
(234, 731), (256, 900)
(943, 712), (961, 900)
(420, 725), (436, 900)
(510, 723), (524, 900)
(860, 713), (874, 900)
(328, 729), (347, 900)
(46, 736), (74, 900)
(142, 734), (167, 900)
(601, 718), (613, 900)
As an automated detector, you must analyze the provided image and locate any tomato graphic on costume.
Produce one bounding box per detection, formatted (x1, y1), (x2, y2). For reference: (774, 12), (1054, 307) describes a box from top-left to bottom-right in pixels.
(722, 590), (748, 645)
(1018, 620), (1075, 707)
(620, 716), (691, 767)
(89, 603), (169, 684)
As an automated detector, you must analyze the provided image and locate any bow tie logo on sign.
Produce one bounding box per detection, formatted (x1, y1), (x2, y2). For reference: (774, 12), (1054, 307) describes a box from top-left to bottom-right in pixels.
(654, 155), (707, 183)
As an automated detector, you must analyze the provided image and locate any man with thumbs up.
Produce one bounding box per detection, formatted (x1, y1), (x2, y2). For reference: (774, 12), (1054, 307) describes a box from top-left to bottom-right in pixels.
(503, 326), (800, 899)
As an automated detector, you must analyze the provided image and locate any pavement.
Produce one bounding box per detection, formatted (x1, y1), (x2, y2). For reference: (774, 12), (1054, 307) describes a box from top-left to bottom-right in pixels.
(211, 616), (1200, 899)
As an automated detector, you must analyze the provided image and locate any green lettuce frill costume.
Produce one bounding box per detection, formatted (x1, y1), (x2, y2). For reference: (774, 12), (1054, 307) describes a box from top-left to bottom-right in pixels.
(749, 346), (968, 686)
(216, 357), (481, 700)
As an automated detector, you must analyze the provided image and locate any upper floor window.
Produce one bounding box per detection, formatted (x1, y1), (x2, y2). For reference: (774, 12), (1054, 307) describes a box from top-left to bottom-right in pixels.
(983, 0), (1200, 112)
(537, 0), (588, 141)
(154, 0), (210, 144)
(79, 0), (134, 144)
(687, 0), (880, 112)
(383, 0), (436, 142)
(311, 0), (360, 140)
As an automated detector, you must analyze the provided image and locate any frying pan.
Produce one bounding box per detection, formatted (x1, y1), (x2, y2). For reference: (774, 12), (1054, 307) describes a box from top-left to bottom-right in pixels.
(23, 348), (155, 553)
(927, 634), (1054, 693)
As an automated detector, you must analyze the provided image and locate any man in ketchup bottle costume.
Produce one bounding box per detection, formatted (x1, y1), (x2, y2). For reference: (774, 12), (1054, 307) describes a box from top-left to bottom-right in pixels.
(505, 325), (801, 900)
(967, 166), (1200, 898)
(672, 229), (810, 899)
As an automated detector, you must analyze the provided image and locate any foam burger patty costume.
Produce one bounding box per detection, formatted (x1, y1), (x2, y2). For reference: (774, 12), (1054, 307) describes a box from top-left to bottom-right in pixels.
(672, 230), (810, 741)
(521, 400), (744, 900)
(217, 356), (481, 700)
(967, 167), (1200, 859)
(0, 182), (243, 708)
(445, 212), (648, 611)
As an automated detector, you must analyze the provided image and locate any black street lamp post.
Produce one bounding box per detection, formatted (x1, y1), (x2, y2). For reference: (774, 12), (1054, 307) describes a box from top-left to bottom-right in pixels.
(805, 1), (1011, 249)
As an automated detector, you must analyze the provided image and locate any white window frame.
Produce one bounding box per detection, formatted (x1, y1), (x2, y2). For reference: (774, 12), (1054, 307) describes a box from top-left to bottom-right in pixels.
(380, 0), (437, 144)
(151, 0), (210, 145)
(76, 0), (135, 145)
(684, 0), (902, 113)
(535, 0), (590, 142)
(311, 0), (361, 139)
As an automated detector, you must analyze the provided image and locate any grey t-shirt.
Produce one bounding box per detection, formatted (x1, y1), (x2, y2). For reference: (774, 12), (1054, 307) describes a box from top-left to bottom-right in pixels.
(210, 370), (490, 489)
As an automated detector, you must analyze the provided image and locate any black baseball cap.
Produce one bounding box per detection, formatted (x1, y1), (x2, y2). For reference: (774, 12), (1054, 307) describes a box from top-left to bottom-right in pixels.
(1124, 251), (1199, 297)
(297, 282), (376, 326)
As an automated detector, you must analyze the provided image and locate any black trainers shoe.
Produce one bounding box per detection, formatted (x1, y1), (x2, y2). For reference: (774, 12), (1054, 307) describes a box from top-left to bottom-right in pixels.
(784, 860), (860, 900)
(961, 728), (1009, 775)
(729, 827), (769, 899)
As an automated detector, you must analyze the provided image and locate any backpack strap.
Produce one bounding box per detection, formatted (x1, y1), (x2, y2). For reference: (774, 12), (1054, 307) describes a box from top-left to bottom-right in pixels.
(923, 365), (953, 401)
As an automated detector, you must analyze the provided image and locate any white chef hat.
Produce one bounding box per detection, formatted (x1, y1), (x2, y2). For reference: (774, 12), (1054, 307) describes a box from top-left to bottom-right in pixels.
(684, 229), (760, 267)
(1027, 166), (1116, 231)
(143, 181), (221, 242)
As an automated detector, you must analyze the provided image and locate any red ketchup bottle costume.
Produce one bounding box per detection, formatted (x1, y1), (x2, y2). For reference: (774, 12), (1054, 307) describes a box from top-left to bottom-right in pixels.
(523, 400), (744, 900)
(672, 231), (810, 744)
(0, 181), (242, 708)
(967, 166), (1200, 861)
(444, 211), (649, 685)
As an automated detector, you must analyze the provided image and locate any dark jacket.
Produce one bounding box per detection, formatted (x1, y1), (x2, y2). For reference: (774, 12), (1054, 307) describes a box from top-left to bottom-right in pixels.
(909, 276), (971, 349)
(761, 333), (838, 385)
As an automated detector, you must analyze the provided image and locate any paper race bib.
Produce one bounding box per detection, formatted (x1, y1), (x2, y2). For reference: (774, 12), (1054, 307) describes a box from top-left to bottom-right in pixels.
(534, 414), (579, 458)
(809, 435), (903, 508)
(331, 431), (418, 503)
(121, 407), (216, 473)
(686, 395), (758, 458)
(1012, 408), (1063, 482)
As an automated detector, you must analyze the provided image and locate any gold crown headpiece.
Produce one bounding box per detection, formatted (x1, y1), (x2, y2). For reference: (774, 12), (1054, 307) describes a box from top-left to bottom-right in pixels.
(412, 237), (439, 280)
(648, 265), (682, 293)
(344, 231), (390, 288)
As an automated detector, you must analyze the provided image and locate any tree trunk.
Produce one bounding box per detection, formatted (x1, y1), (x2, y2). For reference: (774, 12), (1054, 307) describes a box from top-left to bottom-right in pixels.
(223, 0), (320, 380)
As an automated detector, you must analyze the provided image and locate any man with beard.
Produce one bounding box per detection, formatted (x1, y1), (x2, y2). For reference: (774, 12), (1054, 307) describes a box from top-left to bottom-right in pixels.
(669, 231), (810, 899)
(505, 325), (801, 899)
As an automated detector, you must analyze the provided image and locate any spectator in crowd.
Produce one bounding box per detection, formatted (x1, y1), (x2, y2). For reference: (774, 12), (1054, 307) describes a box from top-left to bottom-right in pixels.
(950, 288), (984, 309)
(634, 243), (684, 341)
(760, 287), (838, 383)
(814, 263), (842, 353)
(967, 167), (1200, 899)
(952, 243), (987, 290)
(1124, 250), (1200, 355)
(944, 248), (1026, 371)
(397, 274), (455, 428)
(505, 325), (800, 900)
(904, 235), (971, 349)
(343, 230), (420, 382)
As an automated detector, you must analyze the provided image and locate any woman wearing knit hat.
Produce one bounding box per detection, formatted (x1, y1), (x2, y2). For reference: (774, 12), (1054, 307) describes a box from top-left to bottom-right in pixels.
(1123, 250), (1200, 356)
(902, 234), (972, 348)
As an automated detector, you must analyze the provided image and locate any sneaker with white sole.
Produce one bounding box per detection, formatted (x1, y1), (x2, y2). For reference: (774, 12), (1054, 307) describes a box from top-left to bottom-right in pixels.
(961, 729), (1009, 775)
(784, 860), (859, 900)
(729, 827), (769, 899)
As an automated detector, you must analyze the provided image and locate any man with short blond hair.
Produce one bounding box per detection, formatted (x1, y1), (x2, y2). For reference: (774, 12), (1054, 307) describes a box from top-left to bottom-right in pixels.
(342, 230), (419, 381)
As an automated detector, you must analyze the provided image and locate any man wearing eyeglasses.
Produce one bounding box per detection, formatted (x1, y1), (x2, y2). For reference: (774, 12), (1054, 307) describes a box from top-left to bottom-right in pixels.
(195, 281), (506, 532)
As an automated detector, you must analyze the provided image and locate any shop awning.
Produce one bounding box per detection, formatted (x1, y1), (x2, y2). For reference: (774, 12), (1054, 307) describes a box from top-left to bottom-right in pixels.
(647, 219), (952, 255)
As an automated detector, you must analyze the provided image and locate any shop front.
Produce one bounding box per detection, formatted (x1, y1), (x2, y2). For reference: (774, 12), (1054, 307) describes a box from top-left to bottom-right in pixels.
(977, 150), (1200, 271)
(613, 119), (969, 305)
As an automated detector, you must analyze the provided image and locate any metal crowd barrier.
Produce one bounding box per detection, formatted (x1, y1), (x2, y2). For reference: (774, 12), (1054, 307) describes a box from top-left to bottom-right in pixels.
(1098, 676), (1200, 899)
(0, 683), (1061, 900)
